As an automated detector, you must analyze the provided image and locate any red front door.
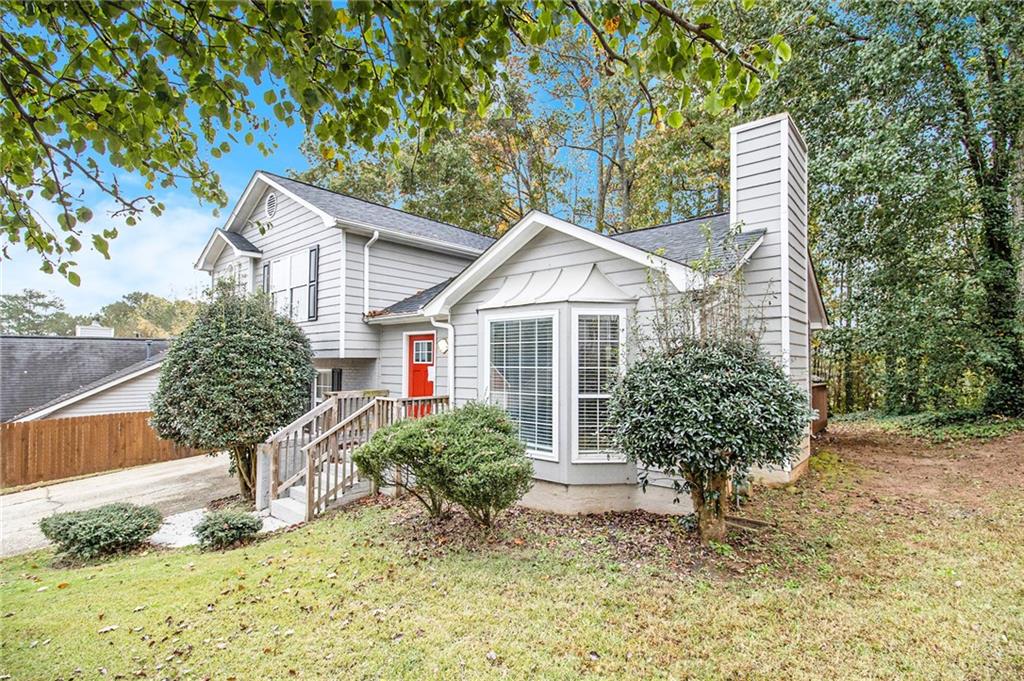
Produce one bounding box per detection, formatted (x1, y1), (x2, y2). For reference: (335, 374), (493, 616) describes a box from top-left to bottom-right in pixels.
(407, 334), (435, 398)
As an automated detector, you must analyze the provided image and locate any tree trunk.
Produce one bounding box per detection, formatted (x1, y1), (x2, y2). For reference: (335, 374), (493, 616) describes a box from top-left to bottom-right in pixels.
(689, 472), (729, 543)
(978, 177), (1024, 416)
(233, 444), (256, 504)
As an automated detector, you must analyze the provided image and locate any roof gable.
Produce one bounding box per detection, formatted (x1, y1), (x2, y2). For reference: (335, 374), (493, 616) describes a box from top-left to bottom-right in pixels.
(214, 172), (495, 259)
(420, 211), (703, 317)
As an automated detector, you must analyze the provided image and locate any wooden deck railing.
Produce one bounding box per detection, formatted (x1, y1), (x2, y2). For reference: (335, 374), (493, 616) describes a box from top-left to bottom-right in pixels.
(259, 392), (450, 520)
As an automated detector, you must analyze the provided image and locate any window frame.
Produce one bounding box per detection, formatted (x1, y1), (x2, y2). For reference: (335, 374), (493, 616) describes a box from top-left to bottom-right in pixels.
(266, 246), (319, 323)
(571, 307), (628, 464)
(480, 308), (560, 463)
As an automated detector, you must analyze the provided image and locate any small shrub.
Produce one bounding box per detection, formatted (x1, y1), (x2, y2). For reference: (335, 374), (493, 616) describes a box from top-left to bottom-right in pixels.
(354, 403), (533, 527)
(39, 503), (162, 560)
(193, 510), (262, 550)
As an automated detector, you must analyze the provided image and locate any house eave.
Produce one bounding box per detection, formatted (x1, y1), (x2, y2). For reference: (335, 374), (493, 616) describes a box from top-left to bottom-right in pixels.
(15, 360), (164, 422)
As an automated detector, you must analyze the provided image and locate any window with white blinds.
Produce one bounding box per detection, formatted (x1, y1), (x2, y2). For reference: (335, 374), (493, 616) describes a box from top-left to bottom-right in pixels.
(574, 311), (625, 461)
(488, 316), (554, 457)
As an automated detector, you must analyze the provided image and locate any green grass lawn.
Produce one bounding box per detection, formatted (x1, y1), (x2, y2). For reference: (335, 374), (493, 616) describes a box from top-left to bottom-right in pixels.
(2, 426), (1023, 680)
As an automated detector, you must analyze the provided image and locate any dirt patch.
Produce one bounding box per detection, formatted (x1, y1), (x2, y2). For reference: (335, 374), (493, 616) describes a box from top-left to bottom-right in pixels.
(813, 424), (1024, 512)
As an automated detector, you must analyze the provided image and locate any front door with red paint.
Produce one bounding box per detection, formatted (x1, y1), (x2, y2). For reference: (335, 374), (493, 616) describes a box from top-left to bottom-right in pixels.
(407, 333), (435, 399)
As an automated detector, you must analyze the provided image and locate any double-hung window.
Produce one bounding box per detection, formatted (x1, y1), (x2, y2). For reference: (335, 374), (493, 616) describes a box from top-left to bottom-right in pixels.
(573, 310), (625, 462)
(487, 314), (555, 459)
(268, 248), (319, 322)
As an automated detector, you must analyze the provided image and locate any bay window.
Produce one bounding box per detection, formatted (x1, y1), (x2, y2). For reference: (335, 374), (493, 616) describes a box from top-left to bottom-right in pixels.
(573, 310), (626, 462)
(487, 314), (556, 459)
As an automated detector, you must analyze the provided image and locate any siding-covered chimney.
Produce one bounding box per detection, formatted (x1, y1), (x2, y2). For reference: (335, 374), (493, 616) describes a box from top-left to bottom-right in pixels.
(730, 113), (810, 392)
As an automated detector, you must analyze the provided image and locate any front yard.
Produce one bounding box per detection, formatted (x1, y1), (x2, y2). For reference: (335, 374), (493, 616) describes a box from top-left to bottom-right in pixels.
(2, 424), (1022, 679)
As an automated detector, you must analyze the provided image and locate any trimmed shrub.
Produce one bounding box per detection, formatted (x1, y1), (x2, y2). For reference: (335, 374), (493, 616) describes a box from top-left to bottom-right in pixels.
(611, 339), (813, 542)
(151, 280), (315, 503)
(193, 510), (262, 550)
(354, 402), (533, 527)
(39, 503), (162, 560)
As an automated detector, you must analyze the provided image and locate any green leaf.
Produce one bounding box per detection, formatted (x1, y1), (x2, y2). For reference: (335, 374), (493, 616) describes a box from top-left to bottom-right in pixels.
(667, 110), (684, 128)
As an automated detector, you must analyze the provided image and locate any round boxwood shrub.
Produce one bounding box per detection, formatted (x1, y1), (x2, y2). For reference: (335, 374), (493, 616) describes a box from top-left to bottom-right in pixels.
(150, 280), (315, 503)
(193, 509), (262, 550)
(611, 339), (813, 542)
(39, 503), (163, 560)
(354, 402), (533, 527)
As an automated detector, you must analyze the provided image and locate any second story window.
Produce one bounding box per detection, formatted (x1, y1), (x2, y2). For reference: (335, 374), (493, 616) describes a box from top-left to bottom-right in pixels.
(269, 250), (309, 323)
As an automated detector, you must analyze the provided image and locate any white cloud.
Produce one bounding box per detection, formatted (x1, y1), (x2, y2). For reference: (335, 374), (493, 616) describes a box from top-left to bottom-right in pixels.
(1, 194), (218, 314)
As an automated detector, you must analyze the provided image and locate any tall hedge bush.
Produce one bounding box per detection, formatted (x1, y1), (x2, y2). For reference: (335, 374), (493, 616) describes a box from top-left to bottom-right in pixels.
(151, 281), (314, 502)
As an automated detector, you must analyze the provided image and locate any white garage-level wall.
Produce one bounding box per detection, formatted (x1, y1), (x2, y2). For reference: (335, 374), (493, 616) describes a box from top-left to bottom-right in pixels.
(47, 367), (160, 419)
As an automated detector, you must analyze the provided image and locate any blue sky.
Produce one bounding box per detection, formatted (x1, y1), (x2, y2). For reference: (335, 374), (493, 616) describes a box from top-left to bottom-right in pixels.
(1, 104), (311, 315)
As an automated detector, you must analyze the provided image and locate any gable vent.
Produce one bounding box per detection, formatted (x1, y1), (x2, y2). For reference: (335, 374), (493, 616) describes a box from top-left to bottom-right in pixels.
(265, 192), (278, 218)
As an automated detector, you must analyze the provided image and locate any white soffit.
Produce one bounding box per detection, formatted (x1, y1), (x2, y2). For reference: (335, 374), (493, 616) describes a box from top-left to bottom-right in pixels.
(480, 264), (635, 309)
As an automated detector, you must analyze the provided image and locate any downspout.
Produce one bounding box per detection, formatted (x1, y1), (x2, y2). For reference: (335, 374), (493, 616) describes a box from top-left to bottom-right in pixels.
(363, 230), (379, 314)
(429, 316), (455, 403)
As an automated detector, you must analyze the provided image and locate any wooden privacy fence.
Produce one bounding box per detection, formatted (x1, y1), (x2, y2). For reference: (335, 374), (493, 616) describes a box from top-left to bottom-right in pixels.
(1, 411), (201, 487)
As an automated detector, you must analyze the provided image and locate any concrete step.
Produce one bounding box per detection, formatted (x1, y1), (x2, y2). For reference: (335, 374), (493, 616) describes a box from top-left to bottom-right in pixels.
(270, 480), (372, 526)
(269, 497), (306, 524)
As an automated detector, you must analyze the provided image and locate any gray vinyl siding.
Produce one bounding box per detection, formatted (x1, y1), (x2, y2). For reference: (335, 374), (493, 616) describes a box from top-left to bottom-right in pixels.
(212, 187), (343, 358)
(447, 227), (661, 486)
(378, 324), (450, 398)
(48, 369), (160, 418)
(344, 233), (474, 359)
(734, 116), (811, 391)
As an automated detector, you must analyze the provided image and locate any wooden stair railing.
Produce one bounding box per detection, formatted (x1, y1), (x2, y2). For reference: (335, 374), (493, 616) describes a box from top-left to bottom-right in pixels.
(260, 393), (450, 521)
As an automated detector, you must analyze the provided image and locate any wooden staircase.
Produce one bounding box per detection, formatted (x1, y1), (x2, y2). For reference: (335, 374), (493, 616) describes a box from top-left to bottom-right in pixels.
(257, 391), (449, 524)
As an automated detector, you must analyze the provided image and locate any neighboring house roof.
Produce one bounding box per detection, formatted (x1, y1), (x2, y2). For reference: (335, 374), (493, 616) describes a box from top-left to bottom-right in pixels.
(610, 213), (765, 272)
(368, 211), (766, 321)
(260, 173), (496, 252)
(1, 336), (170, 422)
(14, 351), (167, 421)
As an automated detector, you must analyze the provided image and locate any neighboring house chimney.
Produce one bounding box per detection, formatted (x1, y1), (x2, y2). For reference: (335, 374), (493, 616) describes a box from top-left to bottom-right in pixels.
(74, 321), (116, 338)
(730, 113), (810, 392)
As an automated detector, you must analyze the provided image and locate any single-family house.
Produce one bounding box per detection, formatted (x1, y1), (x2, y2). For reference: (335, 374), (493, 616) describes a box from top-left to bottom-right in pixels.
(196, 113), (828, 522)
(2, 329), (169, 422)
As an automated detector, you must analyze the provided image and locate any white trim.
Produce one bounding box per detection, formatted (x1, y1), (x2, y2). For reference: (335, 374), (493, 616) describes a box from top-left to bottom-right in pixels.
(401, 330), (436, 398)
(194, 230), (261, 271)
(780, 120), (792, 376)
(429, 316), (455, 403)
(729, 124), (738, 230)
(363, 230), (379, 314)
(422, 211), (701, 317)
(570, 307), (628, 464)
(338, 229), (347, 357)
(479, 308), (560, 463)
(254, 173), (336, 226)
(16, 361), (163, 421)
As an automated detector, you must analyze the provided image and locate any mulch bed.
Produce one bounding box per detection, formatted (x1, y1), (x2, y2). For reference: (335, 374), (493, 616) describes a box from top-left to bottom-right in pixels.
(372, 494), (768, 576)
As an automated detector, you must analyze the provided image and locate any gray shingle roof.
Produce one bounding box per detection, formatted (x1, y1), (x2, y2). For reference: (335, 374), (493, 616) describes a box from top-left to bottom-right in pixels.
(1, 336), (170, 421)
(263, 173), (495, 252)
(368, 212), (766, 319)
(610, 213), (764, 271)
(218, 229), (260, 253)
(369, 279), (454, 318)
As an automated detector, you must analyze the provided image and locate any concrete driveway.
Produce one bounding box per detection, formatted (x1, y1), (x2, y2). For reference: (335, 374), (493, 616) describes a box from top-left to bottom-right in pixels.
(1, 453), (236, 557)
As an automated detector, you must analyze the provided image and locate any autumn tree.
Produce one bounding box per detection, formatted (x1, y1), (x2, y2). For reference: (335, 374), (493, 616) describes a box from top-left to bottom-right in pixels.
(1, 1), (789, 281)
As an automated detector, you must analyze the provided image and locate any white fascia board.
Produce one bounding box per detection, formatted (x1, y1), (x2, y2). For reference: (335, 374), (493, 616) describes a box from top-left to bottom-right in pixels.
(337, 219), (486, 258)
(194, 231), (261, 271)
(254, 173), (337, 227)
(16, 361), (163, 422)
(364, 311), (430, 326)
(421, 211), (700, 317)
